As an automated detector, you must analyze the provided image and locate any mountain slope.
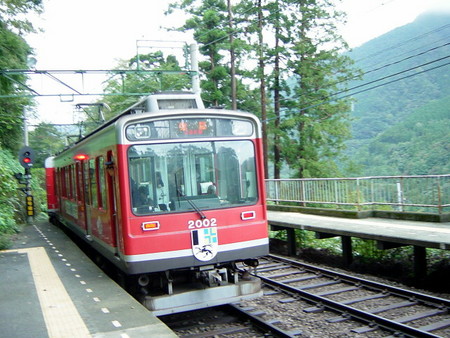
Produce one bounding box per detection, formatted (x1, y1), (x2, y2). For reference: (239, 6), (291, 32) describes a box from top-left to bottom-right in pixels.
(356, 96), (450, 175)
(344, 12), (450, 175)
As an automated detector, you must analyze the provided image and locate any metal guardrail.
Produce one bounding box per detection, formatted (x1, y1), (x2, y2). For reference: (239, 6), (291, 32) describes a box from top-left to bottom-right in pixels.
(265, 175), (450, 214)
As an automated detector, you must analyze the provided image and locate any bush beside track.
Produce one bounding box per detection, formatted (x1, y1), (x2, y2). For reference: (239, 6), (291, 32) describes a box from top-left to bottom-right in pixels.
(0, 148), (46, 249)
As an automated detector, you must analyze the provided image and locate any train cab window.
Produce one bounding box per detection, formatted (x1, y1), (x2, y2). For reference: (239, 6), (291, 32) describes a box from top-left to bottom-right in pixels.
(128, 140), (258, 215)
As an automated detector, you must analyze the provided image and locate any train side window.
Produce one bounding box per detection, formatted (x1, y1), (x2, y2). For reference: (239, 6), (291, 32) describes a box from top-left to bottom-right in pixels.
(76, 162), (82, 203)
(89, 159), (98, 208)
(62, 167), (68, 198)
(67, 166), (72, 199)
(83, 161), (90, 205)
(56, 168), (62, 197)
(70, 164), (76, 200)
(97, 156), (107, 210)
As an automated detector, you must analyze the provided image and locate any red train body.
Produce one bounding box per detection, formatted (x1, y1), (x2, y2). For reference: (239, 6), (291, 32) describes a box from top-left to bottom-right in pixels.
(45, 92), (269, 314)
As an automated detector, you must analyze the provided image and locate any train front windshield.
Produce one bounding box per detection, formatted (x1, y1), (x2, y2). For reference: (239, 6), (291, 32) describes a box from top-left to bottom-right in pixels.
(128, 140), (258, 215)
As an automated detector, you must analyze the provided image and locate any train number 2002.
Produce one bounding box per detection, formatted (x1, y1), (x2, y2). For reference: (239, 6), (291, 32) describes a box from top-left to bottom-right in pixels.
(188, 218), (217, 229)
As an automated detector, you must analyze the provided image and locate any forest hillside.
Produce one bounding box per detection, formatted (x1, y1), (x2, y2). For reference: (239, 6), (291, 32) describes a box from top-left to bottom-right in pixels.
(344, 12), (450, 176)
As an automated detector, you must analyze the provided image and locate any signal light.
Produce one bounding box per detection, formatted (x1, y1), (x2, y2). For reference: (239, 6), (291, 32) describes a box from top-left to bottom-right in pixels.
(26, 195), (34, 216)
(74, 154), (89, 161)
(18, 146), (35, 168)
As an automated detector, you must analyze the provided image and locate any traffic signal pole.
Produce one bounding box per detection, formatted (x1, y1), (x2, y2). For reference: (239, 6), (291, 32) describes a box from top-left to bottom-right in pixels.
(24, 167), (34, 224)
(16, 146), (35, 224)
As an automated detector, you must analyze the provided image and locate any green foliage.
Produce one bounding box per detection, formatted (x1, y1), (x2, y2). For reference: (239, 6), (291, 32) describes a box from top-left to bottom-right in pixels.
(0, 0), (43, 33)
(0, 1), (43, 151)
(0, 20), (34, 151)
(98, 53), (192, 121)
(0, 148), (22, 248)
(30, 167), (47, 213)
(28, 122), (66, 167)
(272, 0), (356, 178)
(0, 147), (46, 249)
(357, 96), (450, 175)
(174, 0), (231, 107)
(345, 13), (450, 176)
(168, 0), (359, 178)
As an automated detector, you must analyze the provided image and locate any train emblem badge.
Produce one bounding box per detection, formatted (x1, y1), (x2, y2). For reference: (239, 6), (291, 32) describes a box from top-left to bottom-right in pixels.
(191, 228), (218, 261)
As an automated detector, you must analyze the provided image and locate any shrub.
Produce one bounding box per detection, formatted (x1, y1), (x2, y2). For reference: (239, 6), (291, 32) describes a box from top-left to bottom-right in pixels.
(0, 148), (46, 249)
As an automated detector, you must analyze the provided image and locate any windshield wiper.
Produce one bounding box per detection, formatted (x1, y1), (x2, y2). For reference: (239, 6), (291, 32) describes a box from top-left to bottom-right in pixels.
(175, 174), (206, 219)
(181, 193), (207, 220)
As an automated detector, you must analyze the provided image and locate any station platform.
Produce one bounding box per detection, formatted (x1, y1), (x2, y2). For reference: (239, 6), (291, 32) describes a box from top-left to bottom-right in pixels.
(0, 221), (176, 338)
(268, 210), (450, 279)
(268, 210), (450, 250)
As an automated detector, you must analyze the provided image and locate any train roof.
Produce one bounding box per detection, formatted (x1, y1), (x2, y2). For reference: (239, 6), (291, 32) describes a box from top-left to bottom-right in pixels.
(75, 91), (204, 145)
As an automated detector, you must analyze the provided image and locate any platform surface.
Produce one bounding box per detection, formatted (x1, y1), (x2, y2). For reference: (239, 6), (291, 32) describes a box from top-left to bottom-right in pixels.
(268, 211), (450, 250)
(0, 221), (176, 338)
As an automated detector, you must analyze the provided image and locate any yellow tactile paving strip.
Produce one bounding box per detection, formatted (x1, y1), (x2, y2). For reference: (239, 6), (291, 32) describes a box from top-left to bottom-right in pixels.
(4, 247), (91, 337)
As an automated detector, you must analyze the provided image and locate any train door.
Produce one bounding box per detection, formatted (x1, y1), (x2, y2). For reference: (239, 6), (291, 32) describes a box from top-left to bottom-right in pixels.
(167, 147), (215, 197)
(106, 151), (119, 253)
(76, 161), (88, 232)
(85, 158), (96, 238)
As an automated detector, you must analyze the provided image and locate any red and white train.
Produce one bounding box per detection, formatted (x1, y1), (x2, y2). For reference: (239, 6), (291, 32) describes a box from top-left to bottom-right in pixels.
(45, 91), (269, 315)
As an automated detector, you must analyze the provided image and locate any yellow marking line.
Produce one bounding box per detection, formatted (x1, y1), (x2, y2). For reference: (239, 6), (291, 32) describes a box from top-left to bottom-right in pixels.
(3, 247), (91, 337)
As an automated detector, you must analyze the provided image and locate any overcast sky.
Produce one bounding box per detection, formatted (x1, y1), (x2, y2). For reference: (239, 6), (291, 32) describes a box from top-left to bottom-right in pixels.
(25, 0), (450, 125)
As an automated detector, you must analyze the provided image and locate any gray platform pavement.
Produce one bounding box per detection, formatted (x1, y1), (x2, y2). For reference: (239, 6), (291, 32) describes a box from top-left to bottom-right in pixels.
(0, 220), (177, 338)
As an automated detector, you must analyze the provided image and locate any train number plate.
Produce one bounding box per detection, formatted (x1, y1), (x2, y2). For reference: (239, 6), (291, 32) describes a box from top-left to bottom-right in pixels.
(188, 218), (217, 229)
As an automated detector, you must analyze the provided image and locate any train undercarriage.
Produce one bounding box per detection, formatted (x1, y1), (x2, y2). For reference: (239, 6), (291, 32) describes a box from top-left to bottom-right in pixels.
(132, 260), (262, 316)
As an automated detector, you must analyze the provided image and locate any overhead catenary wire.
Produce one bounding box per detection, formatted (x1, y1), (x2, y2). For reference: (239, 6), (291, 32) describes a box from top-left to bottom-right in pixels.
(283, 41), (450, 104)
(327, 54), (450, 101)
(5, 2), (448, 128)
(186, 1), (450, 116)
(262, 59), (450, 124)
(350, 23), (450, 64)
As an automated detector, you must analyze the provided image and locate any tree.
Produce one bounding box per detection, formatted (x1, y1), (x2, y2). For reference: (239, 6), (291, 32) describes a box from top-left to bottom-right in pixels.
(95, 52), (192, 124)
(276, 0), (357, 178)
(168, 0), (358, 178)
(0, 0), (42, 34)
(0, 0), (43, 152)
(0, 21), (33, 151)
(28, 122), (65, 167)
(171, 0), (230, 107)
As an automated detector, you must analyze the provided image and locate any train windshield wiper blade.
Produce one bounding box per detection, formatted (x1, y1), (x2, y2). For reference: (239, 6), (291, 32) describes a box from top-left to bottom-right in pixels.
(174, 174), (206, 219)
(176, 187), (206, 220)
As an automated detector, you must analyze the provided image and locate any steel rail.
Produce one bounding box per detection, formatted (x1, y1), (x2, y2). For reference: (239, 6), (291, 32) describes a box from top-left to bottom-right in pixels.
(226, 303), (301, 337)
(268, 254), (450, 308)
(255, 254), (449, 337)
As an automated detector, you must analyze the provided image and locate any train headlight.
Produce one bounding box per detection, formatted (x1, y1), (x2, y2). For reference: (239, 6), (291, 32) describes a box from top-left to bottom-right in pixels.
(126, 124), (150, 140)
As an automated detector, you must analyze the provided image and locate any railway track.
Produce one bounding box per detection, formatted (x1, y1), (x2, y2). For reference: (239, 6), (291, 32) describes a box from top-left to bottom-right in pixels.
(157, 254), (450, 337)
(160, 304), (301, 337)
(246, 254), (450, 337)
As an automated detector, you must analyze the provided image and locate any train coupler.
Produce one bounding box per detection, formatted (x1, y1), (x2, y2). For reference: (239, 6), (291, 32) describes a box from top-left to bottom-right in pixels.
(203, 267), (228, 287)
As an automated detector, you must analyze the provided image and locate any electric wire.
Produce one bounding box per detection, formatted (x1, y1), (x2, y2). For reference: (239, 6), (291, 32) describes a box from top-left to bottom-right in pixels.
(289, 41), (450, 103)
(351, 23), (450, 65)
(270, 44), (450, 118)
(188, 1), (450, 116)
(262, 59), (450, 124)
